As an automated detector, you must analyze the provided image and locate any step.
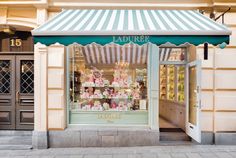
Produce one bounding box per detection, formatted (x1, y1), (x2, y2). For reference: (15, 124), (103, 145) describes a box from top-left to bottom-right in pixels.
(0, 131), (33, 150)
(0, 145), (32, 150)
(160, 132), (191, 141)
(0, 136), (32, 145)
(0, 130), (32, 136)
(159, 141), (193, 146)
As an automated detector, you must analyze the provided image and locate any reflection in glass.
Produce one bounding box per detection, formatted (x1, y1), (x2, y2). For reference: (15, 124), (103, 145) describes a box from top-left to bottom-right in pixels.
(189, 66), (197, 125)
(69, 43), (148, 112)
(0, 60), (11, 94)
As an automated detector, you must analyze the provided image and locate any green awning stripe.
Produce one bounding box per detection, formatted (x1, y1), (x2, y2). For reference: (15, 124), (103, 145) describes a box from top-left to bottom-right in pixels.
(33, 35), (229, 46)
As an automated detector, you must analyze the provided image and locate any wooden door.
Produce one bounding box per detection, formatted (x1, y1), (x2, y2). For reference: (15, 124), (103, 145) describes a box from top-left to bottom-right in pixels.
(15, 56), (34, 130)
(0, 56), (16, 129)
(0, 55), (34, 130)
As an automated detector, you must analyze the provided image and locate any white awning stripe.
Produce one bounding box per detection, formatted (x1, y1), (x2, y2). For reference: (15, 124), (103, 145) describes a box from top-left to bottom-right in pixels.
(33, 9), (231, 36)
(79, 44), (176, 65)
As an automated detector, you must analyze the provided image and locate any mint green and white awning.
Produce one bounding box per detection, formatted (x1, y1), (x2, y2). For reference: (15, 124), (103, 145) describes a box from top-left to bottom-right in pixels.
(32, 9), (231, 46)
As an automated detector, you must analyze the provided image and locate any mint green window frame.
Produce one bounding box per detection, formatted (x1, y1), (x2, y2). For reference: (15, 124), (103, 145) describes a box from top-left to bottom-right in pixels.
(66, 43), (159, 127)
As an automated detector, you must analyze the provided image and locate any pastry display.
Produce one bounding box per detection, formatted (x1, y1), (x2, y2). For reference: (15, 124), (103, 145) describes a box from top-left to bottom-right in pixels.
(71, 64), (147, 112)
(167, 65), (175, 101)
(177, 66), (185, 102)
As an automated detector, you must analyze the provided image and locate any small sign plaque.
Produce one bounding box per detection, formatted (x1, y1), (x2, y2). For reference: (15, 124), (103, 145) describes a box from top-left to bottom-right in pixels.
(10, 38), (22, 47)
(113, 35), (150, 44)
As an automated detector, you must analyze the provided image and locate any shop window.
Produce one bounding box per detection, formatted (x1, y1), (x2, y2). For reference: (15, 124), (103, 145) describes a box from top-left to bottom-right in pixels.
(68, 43), (148, 125)
(159, 47), (186, 103)
(159, 47), (186, 62)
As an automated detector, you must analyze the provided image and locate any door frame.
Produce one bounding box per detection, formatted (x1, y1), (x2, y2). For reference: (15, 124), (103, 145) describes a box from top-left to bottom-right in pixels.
(15, 55), (34, 130)
(0, 53), (34, 130)
(185, 60), (201, 143)
(0, 55), (16, 129)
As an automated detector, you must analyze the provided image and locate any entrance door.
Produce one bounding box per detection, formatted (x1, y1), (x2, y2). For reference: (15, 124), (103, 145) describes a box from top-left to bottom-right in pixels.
(186, 60), (201, 143)
(0, 55), (34, 130)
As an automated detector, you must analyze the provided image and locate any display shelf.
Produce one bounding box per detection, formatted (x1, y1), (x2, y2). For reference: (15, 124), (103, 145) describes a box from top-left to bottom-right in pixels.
(167, 65), (175, 101)
(160, 65), (167, 99)
(177, 66), (185, 102)
(70, 110), (148, 125)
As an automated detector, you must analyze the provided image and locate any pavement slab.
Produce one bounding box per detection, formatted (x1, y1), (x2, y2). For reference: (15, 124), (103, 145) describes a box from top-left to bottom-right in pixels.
(0, 145), (236, 158)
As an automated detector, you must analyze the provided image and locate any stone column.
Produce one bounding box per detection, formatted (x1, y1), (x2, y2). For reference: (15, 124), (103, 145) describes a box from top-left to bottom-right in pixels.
(37, 8), (48, 25)
(0, 7), (7, 24)
(148, 43), (159, 130)
(32, 43), (48, 149)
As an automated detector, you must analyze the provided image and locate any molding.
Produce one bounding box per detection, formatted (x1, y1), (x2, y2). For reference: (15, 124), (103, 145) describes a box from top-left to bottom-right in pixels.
(216, 89), (236, 91)
(48, 88), (63, 90)
(48, 128), (65, 131)
(215, 68), (236, 70)
(215, 110), (236, 112)
(48, 2), (212, 9)
(202, 110), (213, 112)
(202, 68), (214, 70)
(202, 89), (213, 91)
(48, 108), (64, 111)
(48, 66), (64, 69)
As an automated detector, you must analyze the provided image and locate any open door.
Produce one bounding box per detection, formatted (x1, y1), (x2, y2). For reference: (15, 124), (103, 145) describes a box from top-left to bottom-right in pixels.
(186, 60), (201, 143)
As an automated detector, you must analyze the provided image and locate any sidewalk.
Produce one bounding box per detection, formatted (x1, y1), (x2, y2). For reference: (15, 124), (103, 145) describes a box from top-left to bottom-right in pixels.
(0, 145), (236, 158)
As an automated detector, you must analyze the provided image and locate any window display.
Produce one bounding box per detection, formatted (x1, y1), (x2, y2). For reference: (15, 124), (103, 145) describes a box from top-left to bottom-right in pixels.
(177, 66), (185, 102)
(69, 43), (148, 118)
(160, 65), (167, 99)
(160, 64), (185, 103)
(167, 65), (175, 101)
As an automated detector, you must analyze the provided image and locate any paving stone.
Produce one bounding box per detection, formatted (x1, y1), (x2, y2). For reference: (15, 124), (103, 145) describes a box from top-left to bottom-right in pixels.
(170, 153), (187, 158)
(98, 154), (113, 158)
(215, 152), (233, 158)
(84, 155), (98, 158)
(127, 154), (142, 158)
(185, 153), (202, 158)
(157, 153), (171, 158)
(113, 154), (128, 158)
(199, 153), (217, 158)
(141, 153), (157, 158)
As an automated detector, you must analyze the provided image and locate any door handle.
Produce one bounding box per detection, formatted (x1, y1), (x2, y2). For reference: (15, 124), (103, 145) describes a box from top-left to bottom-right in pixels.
(16, 91), (20, 103)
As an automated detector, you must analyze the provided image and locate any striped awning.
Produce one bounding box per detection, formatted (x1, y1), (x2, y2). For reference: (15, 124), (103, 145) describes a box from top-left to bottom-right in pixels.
(32, 9), (231, 46)
(75, 43), (175, 65)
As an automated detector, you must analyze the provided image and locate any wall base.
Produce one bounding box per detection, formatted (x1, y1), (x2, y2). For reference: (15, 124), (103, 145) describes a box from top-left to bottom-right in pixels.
(32, 131), (48, 149)
(215, 132), (236, 145)
(201, 132), (214, 144)
(48, 128), (159, 148)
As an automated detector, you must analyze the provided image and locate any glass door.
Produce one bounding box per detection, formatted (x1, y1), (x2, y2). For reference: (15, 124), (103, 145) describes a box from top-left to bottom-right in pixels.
(186, 60), (201, 143)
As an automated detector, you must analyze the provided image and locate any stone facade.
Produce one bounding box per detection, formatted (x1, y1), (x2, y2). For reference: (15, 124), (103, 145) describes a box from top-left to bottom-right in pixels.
(1, 0), (236, 147)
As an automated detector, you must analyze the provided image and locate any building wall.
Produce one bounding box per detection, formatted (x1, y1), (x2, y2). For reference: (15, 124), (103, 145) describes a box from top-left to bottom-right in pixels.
(1, 0), (236, 139)
(197, 12), (236, 134)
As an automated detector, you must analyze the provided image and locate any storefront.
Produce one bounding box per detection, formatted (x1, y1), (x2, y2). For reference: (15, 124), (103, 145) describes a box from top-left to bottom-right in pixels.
(31, 9), (231, 148)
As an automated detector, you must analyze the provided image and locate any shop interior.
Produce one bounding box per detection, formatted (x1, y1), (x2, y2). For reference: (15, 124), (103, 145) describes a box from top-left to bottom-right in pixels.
(68, 43), (189, 129)
(68, 43), (149, 125)
(159, 47), (187, 135)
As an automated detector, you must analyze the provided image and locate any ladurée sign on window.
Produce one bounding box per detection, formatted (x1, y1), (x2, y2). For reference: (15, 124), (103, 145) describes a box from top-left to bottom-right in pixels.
(113, 35), (150, 44)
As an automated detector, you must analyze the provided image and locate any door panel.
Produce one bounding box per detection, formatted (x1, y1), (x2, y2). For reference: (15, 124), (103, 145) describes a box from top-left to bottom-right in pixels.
(0, 56), (16, 129)
(186, 60), (201, 143)
(16, 56), (34, 130)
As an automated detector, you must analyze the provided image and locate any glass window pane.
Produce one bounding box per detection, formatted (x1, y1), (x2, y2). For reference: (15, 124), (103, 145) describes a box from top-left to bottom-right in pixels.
(69, 43), (148, 124)
(20, 60), (34, 94)
(0, 60), (11, 94)
(189, 66), (197, 125)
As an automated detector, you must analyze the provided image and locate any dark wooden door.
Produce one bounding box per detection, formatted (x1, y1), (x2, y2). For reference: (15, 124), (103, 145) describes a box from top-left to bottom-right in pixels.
(0, 55), (34, 130)
(0, 56), (16, 129)
(15, 56), (34, 130)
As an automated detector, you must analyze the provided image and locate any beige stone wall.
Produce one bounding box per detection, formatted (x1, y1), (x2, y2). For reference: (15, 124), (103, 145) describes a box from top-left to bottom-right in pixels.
(2, 0), (236, 133)
(197, 12), (236, 133)
(47, 44), (66, 130)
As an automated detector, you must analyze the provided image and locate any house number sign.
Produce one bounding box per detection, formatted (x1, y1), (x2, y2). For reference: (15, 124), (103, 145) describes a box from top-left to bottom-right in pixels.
(10, 38), (22, 47)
